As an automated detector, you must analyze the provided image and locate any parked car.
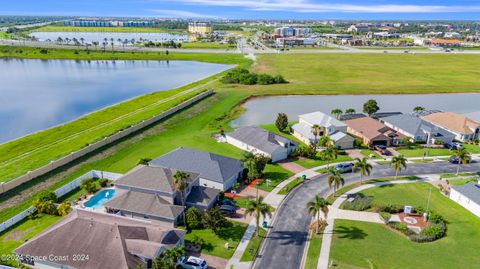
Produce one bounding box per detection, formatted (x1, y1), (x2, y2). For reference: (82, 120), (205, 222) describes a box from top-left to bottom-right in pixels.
(177, 256), (208, 269)
(374, 145), (391, 155)
(219, 205), (237, 216)
(221, 199), (236, 207)
(449, 157), (472, 164)
(445, 142), (464, 150)
(334, 162), (354, 173)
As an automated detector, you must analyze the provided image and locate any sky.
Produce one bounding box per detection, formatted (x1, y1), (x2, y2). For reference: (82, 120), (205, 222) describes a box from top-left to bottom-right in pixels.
(2, 0), (480, 20)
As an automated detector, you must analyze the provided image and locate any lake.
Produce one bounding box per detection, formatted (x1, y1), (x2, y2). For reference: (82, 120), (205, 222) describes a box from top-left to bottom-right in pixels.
(0, 58), (231, 143)
(230, 94), (480, 127)
(28, 32), (188, 44)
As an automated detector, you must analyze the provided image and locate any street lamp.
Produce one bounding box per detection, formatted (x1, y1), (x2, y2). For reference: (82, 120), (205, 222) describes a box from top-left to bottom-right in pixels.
(424, 187), (432, 221)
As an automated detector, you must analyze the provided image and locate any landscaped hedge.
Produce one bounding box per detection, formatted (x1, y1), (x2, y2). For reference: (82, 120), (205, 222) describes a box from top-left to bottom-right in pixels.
(341, 193), (372, 211)
(221, 68), (287, 85)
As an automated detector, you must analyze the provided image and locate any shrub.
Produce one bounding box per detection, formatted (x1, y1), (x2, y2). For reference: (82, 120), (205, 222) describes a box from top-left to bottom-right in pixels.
(341, 194), (372, 211)
(33, 200), (58, 215)
(292, 144), (316, 158)
(57, 202), (72, 216)
(388, 222), (413, 235)
(99, 179), (109, 188)
(220, 68), (287, 85)
(37, 191), (57, 203)
(202, 207), (227, 233)
(410, 222), (447, 242)
(81, 178), (98, 194)
(374, 204), (403, 213)
(186, 207), (203, 229)
(380, 212), (391, 223)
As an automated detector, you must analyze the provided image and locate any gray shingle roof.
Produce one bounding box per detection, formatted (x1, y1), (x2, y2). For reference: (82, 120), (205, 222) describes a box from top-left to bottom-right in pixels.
(104, 191), (184, 220)
(291, 122), (317, 140)
(299, 111), (346, 127)
(150, 148), (243, 184)
(14, 209), (186, 269)
(381, 114), (454, 139)
(186, 186), (220, 206)
(227, 126), (297, 155)
(114, 165), (199, 194)
(452, 182), (480, 205)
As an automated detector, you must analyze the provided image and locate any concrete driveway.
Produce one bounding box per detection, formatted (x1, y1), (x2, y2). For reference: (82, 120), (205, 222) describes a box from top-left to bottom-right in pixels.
(253, 161), (480, 269)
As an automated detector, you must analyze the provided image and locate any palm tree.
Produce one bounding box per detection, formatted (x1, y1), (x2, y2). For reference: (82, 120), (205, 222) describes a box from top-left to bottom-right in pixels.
(318, 135), (334, 148)
(306, 195), (329, 234)
(327, 168), (345, 197)
(245, 196), (272, 237)
(311, 124), (321, 143)
(390, 155), (407, 179)
(331, 108), (343, 119)
(353, 157), (372, 185)
(413, 106), (425, 113)
(321, 145), (338, 168)
(345, 108), (356, 114)
(451, 148), (471, 176)
(174, 171), (190, 226)
(80, 37), (85, 45)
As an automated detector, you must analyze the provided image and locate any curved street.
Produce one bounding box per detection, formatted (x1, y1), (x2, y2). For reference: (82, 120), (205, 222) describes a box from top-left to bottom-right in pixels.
(253, 161), (480, 269)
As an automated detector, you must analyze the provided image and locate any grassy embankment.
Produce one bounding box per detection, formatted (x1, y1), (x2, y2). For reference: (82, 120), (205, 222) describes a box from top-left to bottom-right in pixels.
(30, 25), (184, 33)
(3, 51), (480, 262)
(330, 182), (480, 268)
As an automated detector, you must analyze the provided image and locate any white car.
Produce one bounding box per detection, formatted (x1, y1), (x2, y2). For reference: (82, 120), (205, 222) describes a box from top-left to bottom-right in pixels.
(177, 256), (208, 269)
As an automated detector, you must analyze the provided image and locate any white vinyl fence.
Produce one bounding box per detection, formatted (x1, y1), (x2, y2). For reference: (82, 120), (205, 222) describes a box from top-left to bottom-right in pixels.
(0, 170), (122, 234)
(0, 90), (213, 195)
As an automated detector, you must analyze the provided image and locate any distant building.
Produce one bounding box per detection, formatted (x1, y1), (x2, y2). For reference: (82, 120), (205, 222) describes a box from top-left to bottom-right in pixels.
(274, 26), (312, 37)
(64, 20), (154, 27)
(430, 39), (463, 47)
(188, 22), (213, 40)
(347, 24), (370, 33)
(444, 32), (462, 39)
(422, 112), (480, 142)
(369, 32), (401, 39)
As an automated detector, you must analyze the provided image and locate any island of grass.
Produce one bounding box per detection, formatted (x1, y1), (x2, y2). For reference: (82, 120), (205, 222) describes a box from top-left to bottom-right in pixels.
(329, 182), (480, 269)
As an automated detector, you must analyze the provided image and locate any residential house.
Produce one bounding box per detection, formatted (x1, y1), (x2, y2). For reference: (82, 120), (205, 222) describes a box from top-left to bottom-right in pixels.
(226, 126), (298, 162)
(14, 209), (186, 269)
(450, 182), (480, 217)
(104, 165), (219, 227)
(422, 112), (480, 142)
(380, 114), (454, 144)
(150, 147), (244, 191)
(345, 117), (406, 147)
(292, 111), (354, 149)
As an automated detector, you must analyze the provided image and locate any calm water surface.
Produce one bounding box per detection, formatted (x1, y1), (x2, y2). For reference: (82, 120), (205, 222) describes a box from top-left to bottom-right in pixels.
(0, 58), (231, 143)
(28, 32), (188, 44)
(231, 94), (480, 127)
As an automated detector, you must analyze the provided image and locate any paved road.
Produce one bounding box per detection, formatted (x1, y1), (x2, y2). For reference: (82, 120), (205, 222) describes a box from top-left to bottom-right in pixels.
(254, 161), (480, 269)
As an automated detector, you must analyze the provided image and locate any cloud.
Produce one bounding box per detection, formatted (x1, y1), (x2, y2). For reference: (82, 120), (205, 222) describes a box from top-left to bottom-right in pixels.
(164, 0), (480, 13)
(148, 9), (219, 18)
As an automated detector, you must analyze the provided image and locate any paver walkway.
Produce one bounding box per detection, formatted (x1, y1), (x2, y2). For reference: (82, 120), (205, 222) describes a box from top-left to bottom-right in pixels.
(278, 159), (308, 174)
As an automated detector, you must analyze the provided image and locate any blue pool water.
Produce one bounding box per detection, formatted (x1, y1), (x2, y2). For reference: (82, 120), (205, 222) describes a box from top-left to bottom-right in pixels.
(84, 189), (116, 209)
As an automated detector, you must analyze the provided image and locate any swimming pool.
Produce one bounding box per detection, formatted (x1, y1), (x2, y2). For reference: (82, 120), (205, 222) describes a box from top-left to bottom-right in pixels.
(84, 189), (116, 210)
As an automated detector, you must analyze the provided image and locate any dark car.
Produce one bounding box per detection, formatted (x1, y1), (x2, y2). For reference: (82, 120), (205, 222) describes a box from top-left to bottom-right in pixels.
(219, 205), (237, 216)
(374, 145), (390, 155)
(449, 157), (472, 164)
(221, 199), (236, 207)
(334, 162), (354, 173)
(445, 142), (465, 151)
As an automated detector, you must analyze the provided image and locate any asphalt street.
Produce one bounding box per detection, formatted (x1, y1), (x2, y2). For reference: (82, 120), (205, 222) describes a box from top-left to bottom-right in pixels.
(254, 161), (480, 269)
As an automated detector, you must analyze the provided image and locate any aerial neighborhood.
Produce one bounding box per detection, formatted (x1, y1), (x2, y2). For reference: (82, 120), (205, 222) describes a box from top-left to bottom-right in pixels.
(2, 10), (480, 269)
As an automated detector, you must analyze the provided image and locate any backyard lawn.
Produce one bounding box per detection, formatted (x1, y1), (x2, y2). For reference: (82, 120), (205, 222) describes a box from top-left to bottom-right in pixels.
(0, 214), (61, 267)
(184, 220), (248, 259)
(330, 182), (480, 268)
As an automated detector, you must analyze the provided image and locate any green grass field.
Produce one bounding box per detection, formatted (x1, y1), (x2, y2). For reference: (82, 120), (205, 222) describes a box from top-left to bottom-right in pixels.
(0, 214), (61, 267)
(32, 25), (183, 33)
(305, 233), (322, 269)
(330, 182), (480, 268)
(278, 177), (304, 195)
(240, 228), (266, 262)
(181, 42), (233, 50)
(397, 148), (452, 157)
(184, 221), (248, 259)
(257, 164), (295, 192)
(294, 155), (353, 169)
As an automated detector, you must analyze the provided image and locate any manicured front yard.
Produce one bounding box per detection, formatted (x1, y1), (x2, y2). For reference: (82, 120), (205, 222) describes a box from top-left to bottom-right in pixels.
(278, 177), (304, 195)
(294, 154), (353, 169)
(240, 228), (266, 262)
(463, 143), (480, 154)
(0, 214), (62, 267)
(184, 220), (248, 259)
(305, 233), (322, 269)
(257, 164), (294, 192)
(360, 149), (382, 159)
(397, 148), (452, 158)
(330, 182), (480, 268)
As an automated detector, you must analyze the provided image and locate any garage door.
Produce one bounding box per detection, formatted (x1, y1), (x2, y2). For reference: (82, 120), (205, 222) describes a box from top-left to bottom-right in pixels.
(372, 140), (388, 146)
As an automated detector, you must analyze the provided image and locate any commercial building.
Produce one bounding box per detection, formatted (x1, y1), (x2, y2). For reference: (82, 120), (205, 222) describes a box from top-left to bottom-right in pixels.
(64, 20), (154, 27)
(188, 22), (213, 36)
